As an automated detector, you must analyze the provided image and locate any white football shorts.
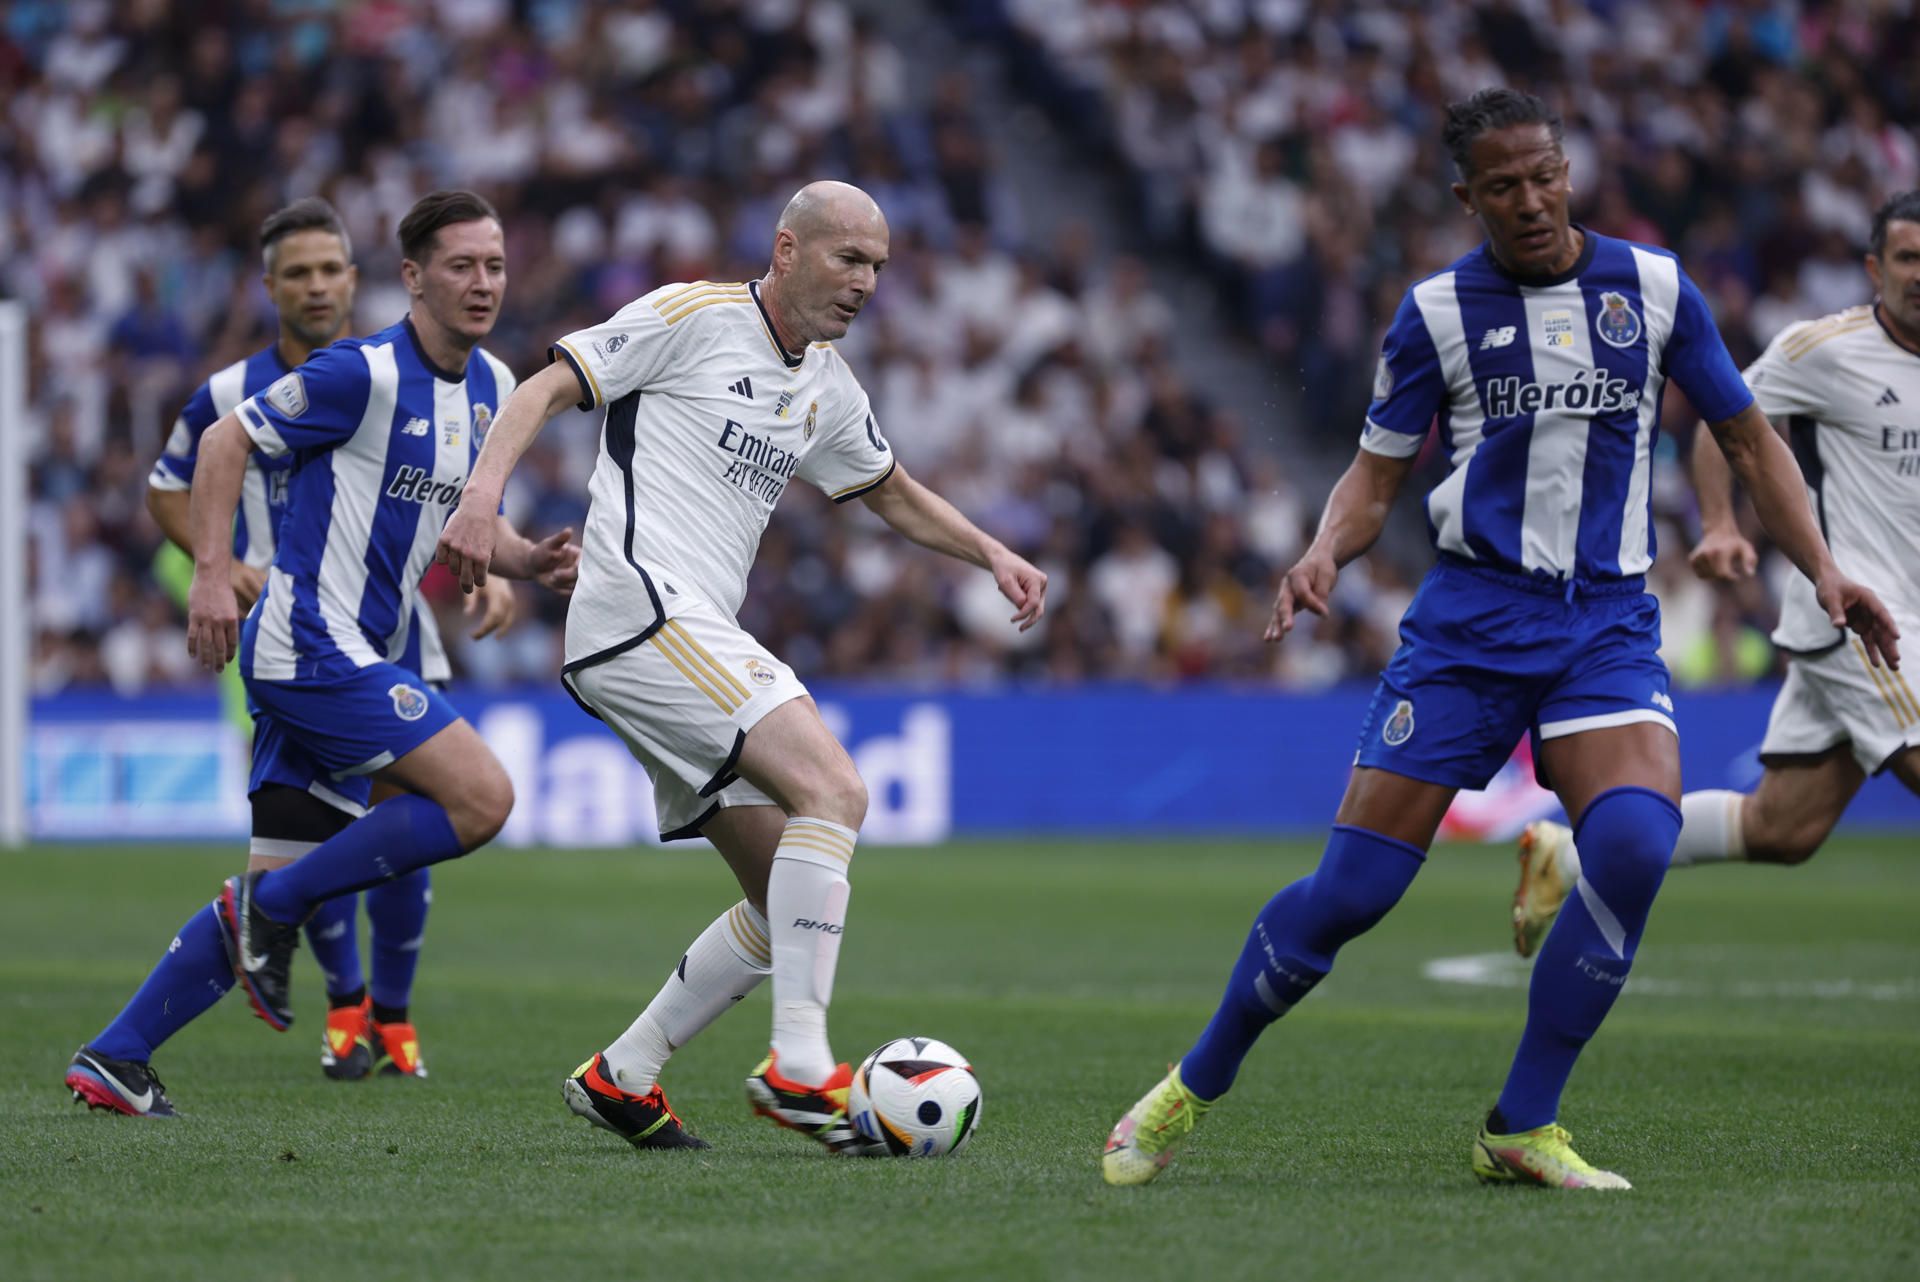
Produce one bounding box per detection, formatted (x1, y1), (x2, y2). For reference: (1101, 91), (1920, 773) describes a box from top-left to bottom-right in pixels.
(1761, 632), (1920, 775)
(562, 597), (808, 839)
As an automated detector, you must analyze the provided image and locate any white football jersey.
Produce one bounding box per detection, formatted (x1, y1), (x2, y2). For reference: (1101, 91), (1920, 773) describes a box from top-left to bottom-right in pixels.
(1743, 305), (1920, 652)
(551, 280), (895, 664)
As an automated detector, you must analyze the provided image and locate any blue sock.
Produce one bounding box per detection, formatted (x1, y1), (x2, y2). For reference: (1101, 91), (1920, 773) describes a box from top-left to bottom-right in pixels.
(367, 869), (430, 1012)
(255, 795), (463, 922)
(304, 894), (364, 999)
(1496, 786), (1679, 1131)
(1181, 825), (1426, 1100)
(91, 901), (235, 1063)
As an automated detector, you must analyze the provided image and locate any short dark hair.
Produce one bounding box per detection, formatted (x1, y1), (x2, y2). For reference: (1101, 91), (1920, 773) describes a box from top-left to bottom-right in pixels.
(1870, 189), (1920, 257)
(260, 197), (351, 269)
(397, 189), (501, 263)
(1442, 88), (1564, 177)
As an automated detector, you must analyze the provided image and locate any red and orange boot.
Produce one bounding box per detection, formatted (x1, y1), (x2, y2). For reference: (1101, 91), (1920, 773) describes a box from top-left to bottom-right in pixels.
(370, 1012), (427, 1079)
(320, 996), (373, 1081)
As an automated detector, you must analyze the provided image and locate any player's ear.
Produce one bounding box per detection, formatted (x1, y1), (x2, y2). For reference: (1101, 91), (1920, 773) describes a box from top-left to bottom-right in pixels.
(400, 257), (421, 297)
(1865, 252), (1883, 296)
(1451, 180), (1471, 216)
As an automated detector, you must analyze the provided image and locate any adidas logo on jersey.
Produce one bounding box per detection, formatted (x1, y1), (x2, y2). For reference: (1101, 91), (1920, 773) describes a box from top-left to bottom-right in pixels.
(1479, 326), (1517, 350)
(1876, 386), (1900, 406)
(401, 416), (430, 436)
(1485, 372), (1640, 418)
(728, 377), (754, 399)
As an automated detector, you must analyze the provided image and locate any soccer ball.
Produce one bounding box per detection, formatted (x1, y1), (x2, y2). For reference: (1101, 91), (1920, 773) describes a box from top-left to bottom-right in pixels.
(848, 1036), (983, 1157)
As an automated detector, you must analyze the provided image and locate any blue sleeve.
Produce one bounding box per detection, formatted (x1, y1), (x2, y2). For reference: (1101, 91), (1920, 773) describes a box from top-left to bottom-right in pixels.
(1662, 267), (1754, 424)
(149, 380), (219, 489)
(233, 344), (370, 458)
(1359, 288), (1444, 458)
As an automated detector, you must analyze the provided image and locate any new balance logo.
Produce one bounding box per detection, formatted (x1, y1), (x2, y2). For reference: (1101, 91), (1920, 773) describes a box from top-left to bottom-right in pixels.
(1480, 326), (1518, 350)
(401, 416), (430, 436)
(1876, 386), (1900, 406)
(728, 377), (754, 399)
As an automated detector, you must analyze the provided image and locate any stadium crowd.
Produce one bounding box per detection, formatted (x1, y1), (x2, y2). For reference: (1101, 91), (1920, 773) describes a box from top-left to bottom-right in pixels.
(9, 0), (1899, 696)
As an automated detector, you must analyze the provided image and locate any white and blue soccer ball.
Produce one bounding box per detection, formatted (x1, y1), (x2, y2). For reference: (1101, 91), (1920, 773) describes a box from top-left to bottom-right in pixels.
(848, 1036), (982, 1157)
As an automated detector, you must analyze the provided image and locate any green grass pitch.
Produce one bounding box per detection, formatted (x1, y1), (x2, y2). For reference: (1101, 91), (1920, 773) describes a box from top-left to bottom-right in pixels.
(3, 838), (1916, 1281)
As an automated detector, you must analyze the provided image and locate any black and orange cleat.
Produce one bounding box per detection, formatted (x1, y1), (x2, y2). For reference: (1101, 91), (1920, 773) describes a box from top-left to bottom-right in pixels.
(562, 1054), (709, 1150)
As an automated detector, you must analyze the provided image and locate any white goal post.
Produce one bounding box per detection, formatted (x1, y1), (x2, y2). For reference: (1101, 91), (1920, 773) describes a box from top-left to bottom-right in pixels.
(0, 300), (25, 847)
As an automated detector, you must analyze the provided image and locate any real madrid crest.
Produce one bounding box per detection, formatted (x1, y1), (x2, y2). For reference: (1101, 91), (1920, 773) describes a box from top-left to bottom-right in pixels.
(1595, 291), (1642, 349)
(804, 400), (818, 440)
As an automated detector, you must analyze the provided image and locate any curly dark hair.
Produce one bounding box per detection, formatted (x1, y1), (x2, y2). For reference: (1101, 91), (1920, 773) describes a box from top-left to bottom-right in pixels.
(1442, 88), (1563, 178)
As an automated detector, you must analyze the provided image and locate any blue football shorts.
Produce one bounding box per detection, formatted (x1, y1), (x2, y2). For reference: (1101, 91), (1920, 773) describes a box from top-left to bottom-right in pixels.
(1352, 555), (1677, 791)
(245, 661), (461, 815)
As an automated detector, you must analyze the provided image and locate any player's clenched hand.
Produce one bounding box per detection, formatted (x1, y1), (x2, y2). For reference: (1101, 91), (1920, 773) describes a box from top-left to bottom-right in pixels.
(990, 548), (1048, 632)
(1688, 527), (1758, 582)
(187, 568), (240, 673)
(1266, 552), (1337, 643)
(466, 573), (519, 639)
(230, 562), (268, 613)
(1817, 572), (1902, 669)
(529, 528), (579, 596)
(436, 501), (498, 593)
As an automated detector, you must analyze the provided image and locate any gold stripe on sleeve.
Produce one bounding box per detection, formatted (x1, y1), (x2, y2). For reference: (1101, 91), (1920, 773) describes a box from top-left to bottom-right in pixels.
(662, 294), (750, 327)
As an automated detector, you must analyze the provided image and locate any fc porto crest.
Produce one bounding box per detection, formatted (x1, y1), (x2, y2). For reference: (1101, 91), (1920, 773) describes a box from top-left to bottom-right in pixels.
(389, 683), (429, 722)
(1595, 292), (1642, 349)
(803, 400), (818, 440)
(1382, 699), (1415, 746)
(472, 402), (492, 438)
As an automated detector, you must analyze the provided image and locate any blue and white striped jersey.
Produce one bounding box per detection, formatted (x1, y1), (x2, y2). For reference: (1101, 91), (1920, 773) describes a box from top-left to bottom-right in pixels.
(149, 346), (296, 568)
(1361, 229), (1753, 581)
(235, 318), (515, 683)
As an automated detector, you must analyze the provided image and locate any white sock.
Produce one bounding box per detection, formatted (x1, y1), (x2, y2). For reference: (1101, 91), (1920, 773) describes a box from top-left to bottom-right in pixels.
(602, 899), (770, 1095)
(766, 816), (857, 1085)
(1670, 789), (1748, 867)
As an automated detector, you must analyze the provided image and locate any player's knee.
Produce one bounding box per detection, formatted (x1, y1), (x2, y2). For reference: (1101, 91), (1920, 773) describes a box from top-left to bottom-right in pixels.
(453, 764), (514, 847)
(1576, 786), (1680, 902)
(814, 766), (867, 831)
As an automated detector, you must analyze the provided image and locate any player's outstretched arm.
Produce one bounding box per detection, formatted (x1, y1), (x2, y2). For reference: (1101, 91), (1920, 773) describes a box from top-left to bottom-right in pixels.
(1685, 420), (1758, 581)
(860, 462), (1048, 631)
(1268, 447), (1415, 642)
(1707, 403), (1900, 666)
(438, 361), (581, 592)
(185, 415), (251, 672)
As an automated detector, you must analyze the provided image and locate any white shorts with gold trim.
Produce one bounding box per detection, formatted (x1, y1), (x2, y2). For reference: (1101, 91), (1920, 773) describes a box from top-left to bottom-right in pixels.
(1761, 633), (1920, 775)
(562, 597), (806, 839)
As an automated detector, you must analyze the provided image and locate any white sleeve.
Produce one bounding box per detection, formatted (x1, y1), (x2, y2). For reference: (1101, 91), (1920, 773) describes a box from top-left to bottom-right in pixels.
(549, 292), (684, 410)
(796, 376), (895, 504)
(1742, 323), (1833, 421)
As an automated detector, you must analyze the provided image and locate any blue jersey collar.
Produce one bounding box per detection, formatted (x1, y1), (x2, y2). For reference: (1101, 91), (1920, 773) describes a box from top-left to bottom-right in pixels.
(403, 317), (469, 383)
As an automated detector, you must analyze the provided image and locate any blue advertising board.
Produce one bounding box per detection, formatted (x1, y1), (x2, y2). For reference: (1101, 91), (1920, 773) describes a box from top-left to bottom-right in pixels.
(23, 684), (1915, 844)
